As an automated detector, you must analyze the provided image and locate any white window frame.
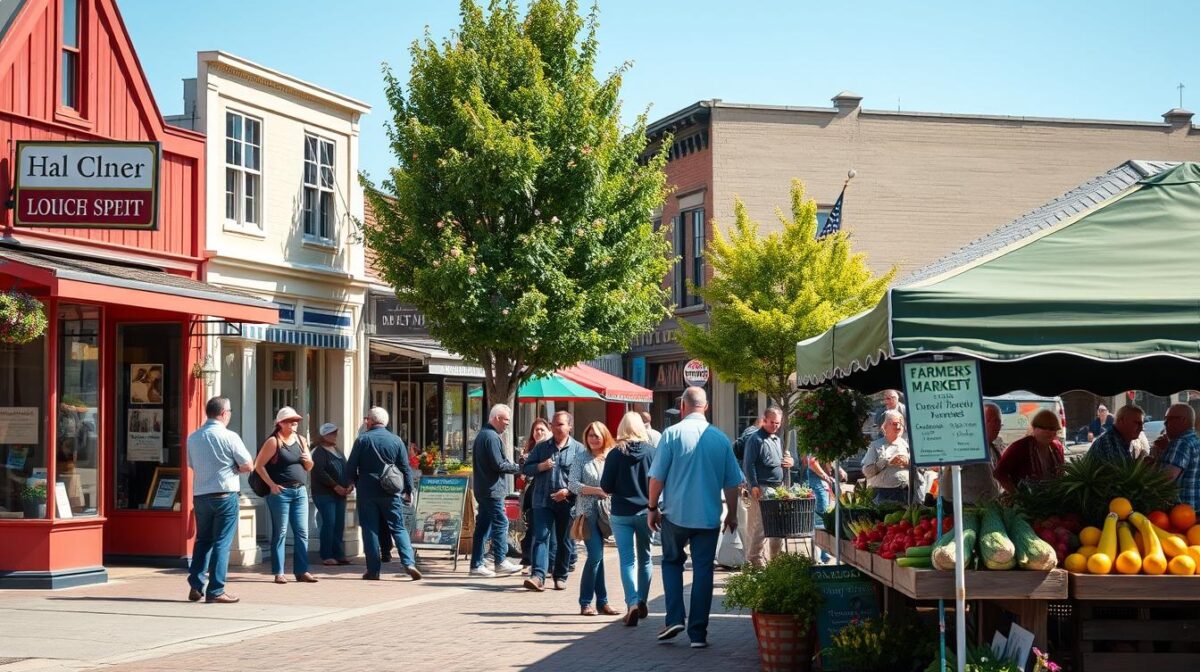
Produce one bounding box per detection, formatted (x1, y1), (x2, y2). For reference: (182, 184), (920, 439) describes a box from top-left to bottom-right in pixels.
(224, 110), (263, 229)
(302, 133), (336, 243)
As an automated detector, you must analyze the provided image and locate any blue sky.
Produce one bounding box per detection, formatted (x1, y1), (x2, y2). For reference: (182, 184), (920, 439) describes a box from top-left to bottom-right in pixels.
(122, 0), (1196, 181)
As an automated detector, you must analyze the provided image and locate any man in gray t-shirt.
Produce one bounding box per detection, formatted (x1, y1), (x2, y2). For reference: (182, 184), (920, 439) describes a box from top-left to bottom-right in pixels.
(185, 396), (252, 604)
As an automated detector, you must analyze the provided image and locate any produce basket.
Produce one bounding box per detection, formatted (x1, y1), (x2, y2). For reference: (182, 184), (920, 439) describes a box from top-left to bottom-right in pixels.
(760, 496), (816, 538)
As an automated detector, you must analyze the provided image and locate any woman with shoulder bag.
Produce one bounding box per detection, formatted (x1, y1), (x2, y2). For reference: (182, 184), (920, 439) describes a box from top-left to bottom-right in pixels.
(600, 412), (655, 626)
(569, 421), (617, 616)
(254, 407), (317, 584)
(311, 422), (353, 566)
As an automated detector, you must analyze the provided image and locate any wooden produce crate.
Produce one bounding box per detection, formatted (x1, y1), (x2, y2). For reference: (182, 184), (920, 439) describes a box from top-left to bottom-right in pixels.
(1070, 573), (1200, 600)
(890, 565), (1068, 600)
(1073, 599), (1200, 672)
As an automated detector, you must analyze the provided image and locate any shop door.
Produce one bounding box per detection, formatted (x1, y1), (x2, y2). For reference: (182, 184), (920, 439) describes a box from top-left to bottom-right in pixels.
(370, 382), (396, 436)
(269, 349), (297, 422)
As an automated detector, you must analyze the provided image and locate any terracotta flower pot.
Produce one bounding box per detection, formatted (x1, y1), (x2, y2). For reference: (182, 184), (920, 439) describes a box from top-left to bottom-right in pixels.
(751, 611), (815, 672)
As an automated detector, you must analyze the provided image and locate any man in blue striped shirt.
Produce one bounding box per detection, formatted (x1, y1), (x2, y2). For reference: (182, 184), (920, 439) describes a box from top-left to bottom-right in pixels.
(1160, 404), (1200, 508)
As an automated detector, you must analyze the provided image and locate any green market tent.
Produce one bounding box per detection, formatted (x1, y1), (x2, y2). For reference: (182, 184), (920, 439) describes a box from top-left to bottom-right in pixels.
(796, 161), (1200, 396)
(468, 374), (603, 402)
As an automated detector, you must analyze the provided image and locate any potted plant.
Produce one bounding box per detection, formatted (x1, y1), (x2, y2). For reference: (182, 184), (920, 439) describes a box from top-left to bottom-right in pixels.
(825, 615), (935, 672)
(418, 445), (439, 475)
(724, 552), (824, 672)
(21, 482), (47, 519)
(794, 385), (873, 465)
(0, 290), (48, 345)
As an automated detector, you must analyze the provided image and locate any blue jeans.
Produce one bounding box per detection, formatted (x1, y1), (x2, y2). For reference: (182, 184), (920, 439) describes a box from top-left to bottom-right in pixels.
(610, 512), (652, 607)
(578, 515), (608, 607)
(266, 486), (310, 577)
(806, 470), (832, 562)
(660, 517), (719, 644)
(359, 495), (416, 576)
(313, 494), (346, 561)
(531, 501), (572, 581)
(187, 492), (239, 598)
(471, 495), (508, 569)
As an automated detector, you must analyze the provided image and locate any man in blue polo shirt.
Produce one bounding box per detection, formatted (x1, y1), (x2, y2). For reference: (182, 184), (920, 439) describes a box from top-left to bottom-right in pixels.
(648, 386), (744, 649)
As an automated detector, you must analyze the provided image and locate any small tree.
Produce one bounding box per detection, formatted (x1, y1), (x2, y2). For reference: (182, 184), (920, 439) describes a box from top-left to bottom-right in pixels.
(364, 0), (672, 456)
(678, 179), (895, 435)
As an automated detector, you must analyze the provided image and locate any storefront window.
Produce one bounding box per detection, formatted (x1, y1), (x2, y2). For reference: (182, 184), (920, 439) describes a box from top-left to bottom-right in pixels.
(423, 382), (439, 454)
(57, 305), (100, 517)
(736, 387), (760, 436)
(0, 332), (46, 519)
(114, 324), (182, 510)
(269, 349), (296, 419)
(466, 383), (483, 462)
(444, 382), (464, 460)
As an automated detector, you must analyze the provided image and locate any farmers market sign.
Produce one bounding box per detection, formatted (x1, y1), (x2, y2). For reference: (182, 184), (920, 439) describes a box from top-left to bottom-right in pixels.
(13, 141), (160, 230)
(901, 358), (989, 466)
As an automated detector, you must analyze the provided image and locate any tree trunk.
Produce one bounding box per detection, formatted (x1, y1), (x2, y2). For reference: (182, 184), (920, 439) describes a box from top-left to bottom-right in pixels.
(483, 351), (523, 493)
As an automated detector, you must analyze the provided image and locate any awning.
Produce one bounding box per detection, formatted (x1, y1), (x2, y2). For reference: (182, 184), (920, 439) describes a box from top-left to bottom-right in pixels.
(795, 161), (1200, 396)
(0, 247), (277, 323)
(559, 363), (652, 404)
(467, 374), (604, 402)
(370, 336), (485, 377)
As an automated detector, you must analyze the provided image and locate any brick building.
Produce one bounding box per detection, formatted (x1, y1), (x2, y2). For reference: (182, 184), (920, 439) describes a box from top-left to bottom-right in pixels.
(633, 92), (1200, 437)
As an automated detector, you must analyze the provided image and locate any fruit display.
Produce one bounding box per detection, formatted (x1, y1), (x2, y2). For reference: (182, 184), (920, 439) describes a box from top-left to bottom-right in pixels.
(1013, 455), (1179, 525)
(849, 506), (952, 560)
(1065, 498), (1200, 576)
(927, 505), (1059, 572)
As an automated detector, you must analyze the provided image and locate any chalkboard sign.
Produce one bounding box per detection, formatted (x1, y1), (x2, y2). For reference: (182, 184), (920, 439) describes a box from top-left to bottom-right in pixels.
(812, 565), (880, 670)
(411, 476), (468, 549)
(901, 358), (989, 466)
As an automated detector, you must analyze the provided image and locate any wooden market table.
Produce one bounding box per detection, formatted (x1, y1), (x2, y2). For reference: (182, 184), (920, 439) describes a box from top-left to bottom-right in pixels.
(814, 530), (1067, 648)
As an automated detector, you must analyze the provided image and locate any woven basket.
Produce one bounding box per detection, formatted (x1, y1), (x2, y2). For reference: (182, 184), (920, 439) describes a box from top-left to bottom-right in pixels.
(760, 496), (816, 538)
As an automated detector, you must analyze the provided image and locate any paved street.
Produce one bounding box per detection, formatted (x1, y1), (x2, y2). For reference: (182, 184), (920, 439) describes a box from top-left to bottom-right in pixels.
(0, 546), (761, 672)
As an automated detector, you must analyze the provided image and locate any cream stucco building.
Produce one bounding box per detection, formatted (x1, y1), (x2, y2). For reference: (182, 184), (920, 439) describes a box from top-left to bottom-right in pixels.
(169, 51), (371, 562)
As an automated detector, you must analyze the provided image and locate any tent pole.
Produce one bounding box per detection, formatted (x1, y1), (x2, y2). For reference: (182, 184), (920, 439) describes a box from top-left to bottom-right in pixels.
(952, 466), (966, 672)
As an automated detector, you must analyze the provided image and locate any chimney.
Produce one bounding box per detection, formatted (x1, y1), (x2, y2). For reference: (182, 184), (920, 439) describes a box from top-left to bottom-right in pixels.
(1163, 107), (1194, 128)
(832, 91), (863, 115)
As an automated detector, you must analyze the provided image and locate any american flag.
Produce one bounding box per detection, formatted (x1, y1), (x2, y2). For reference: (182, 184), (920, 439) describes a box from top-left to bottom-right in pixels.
(818, 186), (845, 239)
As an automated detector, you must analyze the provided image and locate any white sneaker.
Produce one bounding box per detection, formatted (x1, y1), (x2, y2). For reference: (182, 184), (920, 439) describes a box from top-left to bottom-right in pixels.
(470, 565), (496, 577)
(495, 560), (522, 575)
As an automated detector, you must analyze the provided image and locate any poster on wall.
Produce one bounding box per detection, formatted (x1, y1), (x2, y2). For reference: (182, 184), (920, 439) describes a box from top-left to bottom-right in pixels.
(130, 364), (164, 404)
(0, 407), (39, 444)
(127, 409), (164, 462)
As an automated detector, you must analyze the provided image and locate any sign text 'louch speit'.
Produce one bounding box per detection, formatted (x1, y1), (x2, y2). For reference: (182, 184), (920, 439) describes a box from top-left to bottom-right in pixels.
(13, 141), (160, 230)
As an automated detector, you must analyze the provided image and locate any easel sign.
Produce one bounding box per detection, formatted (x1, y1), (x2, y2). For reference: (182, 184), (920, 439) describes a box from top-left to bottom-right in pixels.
(146, 466), (181, 510)
(900, 358), (988, 467)
(411, 476), (468, 570)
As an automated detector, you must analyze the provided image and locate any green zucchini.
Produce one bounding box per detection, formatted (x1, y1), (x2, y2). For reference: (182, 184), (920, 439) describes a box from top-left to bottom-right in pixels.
(905, 545), (933, 558)
(897, 556), (933, 568)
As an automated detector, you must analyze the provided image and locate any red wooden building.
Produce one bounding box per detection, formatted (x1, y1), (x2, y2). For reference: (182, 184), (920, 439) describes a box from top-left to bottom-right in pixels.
(0, 0), (275, 588)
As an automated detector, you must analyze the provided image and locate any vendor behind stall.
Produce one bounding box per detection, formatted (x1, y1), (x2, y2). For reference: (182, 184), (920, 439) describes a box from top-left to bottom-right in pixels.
(940, 401), (1003, 504)
(862, 410), (911, 504)
(994, 409), (1064, 493)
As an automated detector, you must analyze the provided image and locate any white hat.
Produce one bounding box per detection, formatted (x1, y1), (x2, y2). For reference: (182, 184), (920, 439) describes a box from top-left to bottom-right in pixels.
(274, 407), (302, 425)
(318, 422), (338, 437)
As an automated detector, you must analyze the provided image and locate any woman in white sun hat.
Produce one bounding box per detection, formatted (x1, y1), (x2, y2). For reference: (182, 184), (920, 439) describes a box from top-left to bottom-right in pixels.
(254, 407), (316, 584)
(311, 422), (353, 566)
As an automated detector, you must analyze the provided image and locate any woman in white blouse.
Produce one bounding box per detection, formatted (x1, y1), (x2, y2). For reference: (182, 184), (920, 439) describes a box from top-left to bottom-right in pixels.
(861, 410), (911, 505)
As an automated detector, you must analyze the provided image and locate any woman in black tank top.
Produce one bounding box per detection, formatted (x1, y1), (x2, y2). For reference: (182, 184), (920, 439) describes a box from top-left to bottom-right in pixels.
(254, 407), (316, 584)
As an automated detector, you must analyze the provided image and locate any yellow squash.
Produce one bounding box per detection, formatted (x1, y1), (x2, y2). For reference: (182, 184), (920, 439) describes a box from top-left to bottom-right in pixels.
(1087, 512), (1119, 575)
(1115, 522), (1142, 575)
(1137, 515), (1168, 575)
(1130, 512), (1189, 558)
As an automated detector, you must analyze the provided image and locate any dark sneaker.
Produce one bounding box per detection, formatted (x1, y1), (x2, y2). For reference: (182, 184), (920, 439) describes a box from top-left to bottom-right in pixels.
(657, 623), (685, 641)
(362, 572), (381, 580)
(524, 577), (545, 592)
(404, 565), (423, 581)
(690, 641), (708, 649)
(187, 588), (202, 602)
(553, 578), (567, 590)
(637, 600), (648, 619)
(205, 593), (240, 604)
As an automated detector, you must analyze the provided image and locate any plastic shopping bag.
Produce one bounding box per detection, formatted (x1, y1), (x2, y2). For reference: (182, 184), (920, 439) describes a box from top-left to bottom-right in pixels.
(716, 528), (745, 568)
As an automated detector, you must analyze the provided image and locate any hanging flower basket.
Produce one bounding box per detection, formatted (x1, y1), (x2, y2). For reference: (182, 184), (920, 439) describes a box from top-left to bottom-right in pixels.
(794, 385), (873, 464)
(0, 290), (48, 345)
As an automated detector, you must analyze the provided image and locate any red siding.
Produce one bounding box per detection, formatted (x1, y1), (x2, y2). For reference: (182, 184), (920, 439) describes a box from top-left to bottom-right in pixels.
(0, 0), (205, 266)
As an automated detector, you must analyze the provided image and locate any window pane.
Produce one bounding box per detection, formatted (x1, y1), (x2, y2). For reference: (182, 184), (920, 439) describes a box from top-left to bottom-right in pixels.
(244, 145), (258, 171)
(225, 112), (240, 141)
(0, 328), (47, 518)
(57, 305), (100, 518)
(305, 135), (316, 162)
(244, 118), (260, 147)
(319, 192), (333, 238)
(115, 324), (183, 510)
(225, 168), (238, 220)
(244, 173), (259, 225)
(304, 160), (317, 186)
(62, 0), (79, 48)
(320, 164), (333, 189)
(444, 383), (464, 461)
(61, 51), (77, 109)
(302, 187), (316, 235)
(320, 141), (333, 168)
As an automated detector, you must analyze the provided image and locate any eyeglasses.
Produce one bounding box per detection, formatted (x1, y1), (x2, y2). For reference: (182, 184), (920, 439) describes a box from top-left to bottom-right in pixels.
(1032, 426), (1056, 432)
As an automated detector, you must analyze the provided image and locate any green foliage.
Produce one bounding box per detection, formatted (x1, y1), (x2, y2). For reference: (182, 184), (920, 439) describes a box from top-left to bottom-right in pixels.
(794, 385), (873, 463)
(20, 483), (46, 503)
(0, 291), (48, 345)
(826, 614), (936, 672)
(1013, 453), (1179, 526)
(677, 180), (895, 410)
(722, 552), (823, 627)
(924, 644), (1023, 672)
(363, 0), (671, 403)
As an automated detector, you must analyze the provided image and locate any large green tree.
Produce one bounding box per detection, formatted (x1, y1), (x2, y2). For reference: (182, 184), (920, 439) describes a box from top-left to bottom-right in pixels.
(363, 0), (671, 453)
(678, 179), (896, 419)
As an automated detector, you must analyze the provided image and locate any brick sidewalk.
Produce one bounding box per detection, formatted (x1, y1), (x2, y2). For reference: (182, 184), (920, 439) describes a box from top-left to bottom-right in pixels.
(0, 548), (763, 672)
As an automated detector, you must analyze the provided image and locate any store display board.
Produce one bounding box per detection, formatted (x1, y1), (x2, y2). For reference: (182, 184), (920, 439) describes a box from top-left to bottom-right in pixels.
(901, 358), (989, 466)
(411, 476), (468, 550)
(812, 565), (879, 669)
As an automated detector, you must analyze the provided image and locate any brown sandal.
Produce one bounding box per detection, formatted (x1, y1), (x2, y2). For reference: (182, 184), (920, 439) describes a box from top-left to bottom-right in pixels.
(580, 605), (598, 616)
(599, 604), (620, 615)
(322, 559), (338, 566)
(273, 575), (287, 584)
